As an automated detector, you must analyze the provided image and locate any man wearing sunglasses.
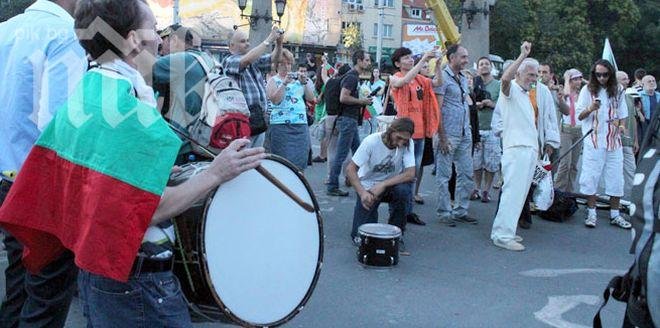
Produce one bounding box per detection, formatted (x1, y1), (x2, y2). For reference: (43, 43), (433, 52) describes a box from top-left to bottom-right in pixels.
(576, 59), (630, 229)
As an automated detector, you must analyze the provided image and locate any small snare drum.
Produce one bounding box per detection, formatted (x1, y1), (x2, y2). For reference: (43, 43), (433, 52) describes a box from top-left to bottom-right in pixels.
(357, 223), (401, 267)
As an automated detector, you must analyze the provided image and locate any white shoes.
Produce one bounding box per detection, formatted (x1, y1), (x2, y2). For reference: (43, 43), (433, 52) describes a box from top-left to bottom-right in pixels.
(493, 238), (525, 251)
(610, 215), (632, 229)
(585, 213), (597, 228)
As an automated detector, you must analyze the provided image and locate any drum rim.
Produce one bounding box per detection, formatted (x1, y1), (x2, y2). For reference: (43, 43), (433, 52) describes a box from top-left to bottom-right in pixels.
(198, 153), (325, 327)
(358, 223), (402, 238)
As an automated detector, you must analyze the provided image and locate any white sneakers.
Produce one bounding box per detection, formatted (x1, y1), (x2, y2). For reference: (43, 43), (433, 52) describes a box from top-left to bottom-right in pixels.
(585, 213), (632, 229)
(585, 212), (597, 228)
(610, 215), (632, 229)
(493, 238), (525, 251)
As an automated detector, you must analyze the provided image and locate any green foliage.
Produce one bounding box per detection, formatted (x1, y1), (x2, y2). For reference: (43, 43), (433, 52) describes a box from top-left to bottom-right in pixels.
(489, 0), (656, 78)
(0, 0), (34, 22)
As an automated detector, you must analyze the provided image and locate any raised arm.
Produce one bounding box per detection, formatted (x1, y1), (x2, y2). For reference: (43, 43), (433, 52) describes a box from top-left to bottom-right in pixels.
(239, 26), (281, 69)
(501, 41), (531, 97)
(389, 51), (436, 88)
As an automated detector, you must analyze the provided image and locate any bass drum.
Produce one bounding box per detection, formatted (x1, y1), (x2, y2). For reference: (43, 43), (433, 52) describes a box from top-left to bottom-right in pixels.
(169, 155), (323, 327)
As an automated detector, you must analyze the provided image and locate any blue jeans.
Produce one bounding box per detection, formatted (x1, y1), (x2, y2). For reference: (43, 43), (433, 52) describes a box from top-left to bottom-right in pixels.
(0, 179), (78, 328)
(351, 182), (412, 238)
(411, 138), (425, 205)
(78, 269), (191, 328)
(327, 116), (360, 191)
(435, 133), (474, 219)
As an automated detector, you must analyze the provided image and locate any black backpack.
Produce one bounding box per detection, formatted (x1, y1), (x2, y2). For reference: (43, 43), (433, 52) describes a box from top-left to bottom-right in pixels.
(536, 189), (578, 222)
(324, 74), (346, 116)
(593, 107), (659, 328)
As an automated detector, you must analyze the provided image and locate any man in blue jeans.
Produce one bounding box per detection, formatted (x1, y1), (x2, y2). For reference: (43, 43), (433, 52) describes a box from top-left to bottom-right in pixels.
(434, 44), (476, 226)
(327, 50), (374, 196)
(346, 118), (416, 245)
(0, 0), (87, 326)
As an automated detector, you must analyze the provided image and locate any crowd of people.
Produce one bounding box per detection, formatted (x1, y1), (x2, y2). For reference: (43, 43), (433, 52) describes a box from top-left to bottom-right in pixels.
(0, 0), (658, 326)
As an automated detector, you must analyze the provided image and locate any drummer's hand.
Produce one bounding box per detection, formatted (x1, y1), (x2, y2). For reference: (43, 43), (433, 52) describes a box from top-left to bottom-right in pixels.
(170, 165), (182, 174)
(370, 183), (386, 198)
(206, 139), (266, 185)
(359, 190), (375, 210)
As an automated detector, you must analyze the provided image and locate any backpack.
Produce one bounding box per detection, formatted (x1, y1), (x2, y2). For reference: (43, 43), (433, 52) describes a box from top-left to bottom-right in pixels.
(324, 74), (346, 115)
(536, 189), (578, 222)
(188, 52), (251, 154)
(593, 107), (659, 328)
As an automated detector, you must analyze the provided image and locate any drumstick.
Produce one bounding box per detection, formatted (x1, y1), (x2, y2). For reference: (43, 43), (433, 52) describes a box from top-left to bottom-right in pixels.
(167, 123), (316, 213)
(254, 166), (315, 212)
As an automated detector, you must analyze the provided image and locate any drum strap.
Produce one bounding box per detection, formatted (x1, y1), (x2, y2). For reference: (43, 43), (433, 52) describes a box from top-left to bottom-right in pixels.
(172, 221), (196, 293)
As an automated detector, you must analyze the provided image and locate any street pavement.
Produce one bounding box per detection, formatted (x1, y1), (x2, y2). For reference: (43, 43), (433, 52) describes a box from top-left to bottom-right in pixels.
(0, 141), (634, 327)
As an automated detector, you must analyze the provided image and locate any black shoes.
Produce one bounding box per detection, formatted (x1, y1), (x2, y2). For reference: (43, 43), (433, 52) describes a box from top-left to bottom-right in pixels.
(406, 213), (426, 226)
(327, 188), (349, 197)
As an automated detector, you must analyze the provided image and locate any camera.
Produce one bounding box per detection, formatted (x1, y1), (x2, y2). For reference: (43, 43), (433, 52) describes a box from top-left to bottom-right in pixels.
(287, 72), (299, 80)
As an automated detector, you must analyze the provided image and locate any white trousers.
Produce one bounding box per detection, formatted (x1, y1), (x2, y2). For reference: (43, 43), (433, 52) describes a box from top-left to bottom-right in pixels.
(579, 144), (623, 197)
(491, 146), (537, 243)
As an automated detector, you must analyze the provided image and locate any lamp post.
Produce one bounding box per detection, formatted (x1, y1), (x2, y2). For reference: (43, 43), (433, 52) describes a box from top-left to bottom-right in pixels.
(460, 0), (489, 29)
(234, 0), (287, 44)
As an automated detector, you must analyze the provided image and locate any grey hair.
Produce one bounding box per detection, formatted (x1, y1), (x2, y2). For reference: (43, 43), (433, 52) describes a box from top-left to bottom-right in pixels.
(517, 58), (539, 75)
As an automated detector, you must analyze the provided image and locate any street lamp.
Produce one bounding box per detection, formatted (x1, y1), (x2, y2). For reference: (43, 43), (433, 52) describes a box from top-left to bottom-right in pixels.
(233, 0), (287, 30)
(460, 0), (489, 29)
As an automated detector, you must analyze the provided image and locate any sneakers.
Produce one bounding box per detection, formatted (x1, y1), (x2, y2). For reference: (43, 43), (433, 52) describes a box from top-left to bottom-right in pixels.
(399, 239), (411, 256)
(327, 188), (349, 197)
(438, 216), (457, 227)
(493, 239), (525, 251)
(514, 235), (523, 242)
(454, 215), (478, 225)
(610, 216), (632, 229)
(584, 213), (597, 228)
(469, 189), (481, 201)
(481, 190), (491, 203)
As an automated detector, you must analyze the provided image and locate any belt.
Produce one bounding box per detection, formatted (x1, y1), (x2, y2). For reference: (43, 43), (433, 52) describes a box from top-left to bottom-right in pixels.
(130, 256), (173, 276)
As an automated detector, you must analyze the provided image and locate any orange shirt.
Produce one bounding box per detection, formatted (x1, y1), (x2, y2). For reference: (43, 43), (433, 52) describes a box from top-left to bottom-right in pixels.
(390, 72), (440, 139)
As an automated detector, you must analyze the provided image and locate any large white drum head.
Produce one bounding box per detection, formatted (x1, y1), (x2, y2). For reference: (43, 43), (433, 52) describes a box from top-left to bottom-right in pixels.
(203, 157), (321, 326)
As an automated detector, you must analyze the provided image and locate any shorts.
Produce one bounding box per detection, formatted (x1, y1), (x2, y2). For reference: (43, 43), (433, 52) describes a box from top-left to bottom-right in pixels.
(579, 144), (623, 196)
(473, 130), (502, 172)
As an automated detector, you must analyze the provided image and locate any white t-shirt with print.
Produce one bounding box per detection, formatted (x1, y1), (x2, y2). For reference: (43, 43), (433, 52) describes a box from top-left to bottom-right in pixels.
(575, 85), (628, 150)
(351, 132), (415, 190)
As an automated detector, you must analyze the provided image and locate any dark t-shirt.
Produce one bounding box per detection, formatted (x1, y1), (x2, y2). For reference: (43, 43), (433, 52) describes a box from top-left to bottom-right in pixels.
(340, 69), (362, 119)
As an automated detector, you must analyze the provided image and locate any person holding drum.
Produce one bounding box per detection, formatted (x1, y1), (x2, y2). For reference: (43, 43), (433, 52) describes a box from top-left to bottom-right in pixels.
(0, 1), (266, 327)
(347, 117), (416, 249)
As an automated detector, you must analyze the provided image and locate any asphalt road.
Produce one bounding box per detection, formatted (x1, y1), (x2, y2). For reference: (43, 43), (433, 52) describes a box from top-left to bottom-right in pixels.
(0, 142), (634, 327)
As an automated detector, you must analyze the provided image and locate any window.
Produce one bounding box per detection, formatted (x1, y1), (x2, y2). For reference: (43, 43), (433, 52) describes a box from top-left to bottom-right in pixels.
(373, 23), (378, 36)
(410, 8), (422, 18)
(374, 0), (393, 7)
(383, 24), (392, 37)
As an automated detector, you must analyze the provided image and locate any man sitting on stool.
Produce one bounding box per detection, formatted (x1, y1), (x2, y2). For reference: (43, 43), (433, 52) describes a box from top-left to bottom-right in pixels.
(347, 118), (416, 250)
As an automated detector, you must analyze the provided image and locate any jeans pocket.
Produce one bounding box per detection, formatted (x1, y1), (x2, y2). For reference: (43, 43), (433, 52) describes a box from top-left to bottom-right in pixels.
(150, 274), (191, 324)
(86, 275), (142, 326)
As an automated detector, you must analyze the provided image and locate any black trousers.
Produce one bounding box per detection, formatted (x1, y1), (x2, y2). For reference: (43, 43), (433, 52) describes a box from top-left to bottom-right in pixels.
(0, 180), (78, 328)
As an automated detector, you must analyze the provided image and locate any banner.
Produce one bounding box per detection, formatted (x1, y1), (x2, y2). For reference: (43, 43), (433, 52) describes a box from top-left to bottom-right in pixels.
(148, 0), (340, 46)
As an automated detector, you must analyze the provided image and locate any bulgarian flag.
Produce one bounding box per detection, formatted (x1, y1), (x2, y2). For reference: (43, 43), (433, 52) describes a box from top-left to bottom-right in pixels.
(363, 104), (379, 120)
(0, 70), (181, 282)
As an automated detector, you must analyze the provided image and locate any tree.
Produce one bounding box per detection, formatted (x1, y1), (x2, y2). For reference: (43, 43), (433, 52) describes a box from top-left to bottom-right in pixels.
(0, 0), (34, 22)
(489, 0), (645, 78)
(617, 0), (660, 76)
(342, 23), (363, 54)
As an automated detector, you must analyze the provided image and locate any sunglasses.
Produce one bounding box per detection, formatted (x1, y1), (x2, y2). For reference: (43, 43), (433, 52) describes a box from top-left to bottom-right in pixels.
(595, 72), (609, 78)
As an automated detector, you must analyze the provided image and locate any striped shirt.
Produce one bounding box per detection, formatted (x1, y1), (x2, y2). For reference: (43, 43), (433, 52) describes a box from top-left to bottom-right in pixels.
(223, 53), (272, 111)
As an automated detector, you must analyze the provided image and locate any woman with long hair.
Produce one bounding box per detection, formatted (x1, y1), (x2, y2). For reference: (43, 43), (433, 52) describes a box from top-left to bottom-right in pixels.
(554, 68), (584, 193)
